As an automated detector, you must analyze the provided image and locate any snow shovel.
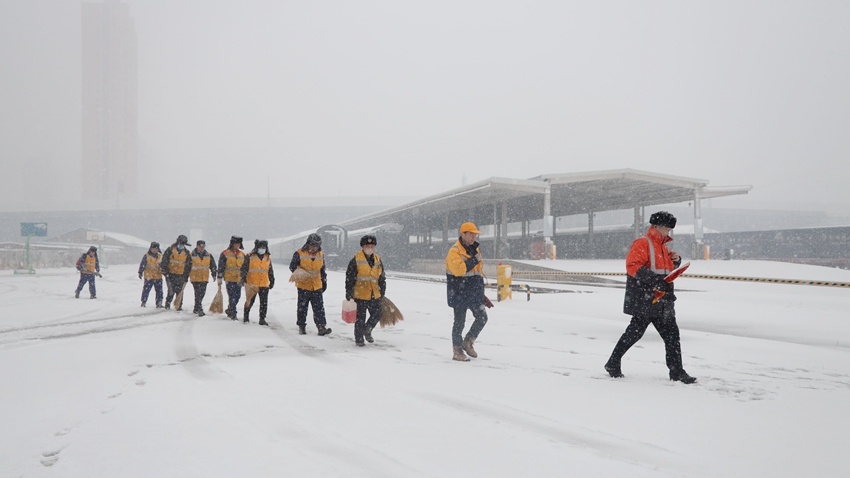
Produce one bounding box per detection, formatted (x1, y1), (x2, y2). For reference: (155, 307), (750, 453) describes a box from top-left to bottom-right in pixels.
(209, 283), (224, 314)
(379, 296), (404, 328)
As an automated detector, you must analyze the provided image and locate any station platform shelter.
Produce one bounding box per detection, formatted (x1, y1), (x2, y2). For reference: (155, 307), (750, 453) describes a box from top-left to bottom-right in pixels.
(339, 169), (751, 263)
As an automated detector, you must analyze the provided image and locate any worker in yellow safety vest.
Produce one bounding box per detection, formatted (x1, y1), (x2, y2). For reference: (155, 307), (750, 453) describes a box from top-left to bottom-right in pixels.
(75, 246), (100, 299)
(138, 242), (163, 308)
(239, 239), (275, 326)
(217, 235), (246, 320)
(160, 234), (192, 310)
(345, 235), (386, 347)
(289, 233), (331, 336)
(189, 240), (217, 317)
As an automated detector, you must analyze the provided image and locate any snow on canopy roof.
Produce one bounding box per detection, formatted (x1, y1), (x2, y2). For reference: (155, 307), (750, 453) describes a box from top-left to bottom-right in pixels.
(104, 231), (151, 248)
(340, 169), (751, 232)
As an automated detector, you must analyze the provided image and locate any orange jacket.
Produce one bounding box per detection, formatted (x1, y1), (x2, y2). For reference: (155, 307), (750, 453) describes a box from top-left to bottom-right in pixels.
(626, 226), (676, 277)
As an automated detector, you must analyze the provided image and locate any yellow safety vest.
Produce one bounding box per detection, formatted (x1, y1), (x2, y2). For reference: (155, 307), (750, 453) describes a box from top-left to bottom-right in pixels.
(144, 253), (162, 280)
(190, 253), (211, 282)
(83, 255), (97, 274)
(246, 254), (271, 287)
(222, 250), (245, 282)
(168, 247), (189, 275)
(353, 250), (382, 300)
(295, 250), (324, 291)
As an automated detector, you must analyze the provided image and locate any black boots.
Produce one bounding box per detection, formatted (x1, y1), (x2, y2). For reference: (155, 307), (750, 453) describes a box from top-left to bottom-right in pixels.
(317, 325), (332, 336)
(669, 369), (697, 384)
(141, 302), (146, 308)
(75, 291), (80, 298)
(258, 318), (268, 326)
(604, 361), (624, 378)
(298, 325), (306, 335)
(364, 326), (374, 343)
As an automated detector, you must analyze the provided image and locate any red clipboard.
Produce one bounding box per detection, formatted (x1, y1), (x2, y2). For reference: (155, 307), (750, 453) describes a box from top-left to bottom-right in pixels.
(652, 262), (690, 304)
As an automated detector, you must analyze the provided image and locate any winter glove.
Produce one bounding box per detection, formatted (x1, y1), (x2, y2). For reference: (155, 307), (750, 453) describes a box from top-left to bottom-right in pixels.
(96, 273), (103, 278)
(269, 281), (275, 290)
(483, 296), (494, 308)
(464, 256), (479, 272)
(139, 272), (143, 280)
(345, 293), (352, 301)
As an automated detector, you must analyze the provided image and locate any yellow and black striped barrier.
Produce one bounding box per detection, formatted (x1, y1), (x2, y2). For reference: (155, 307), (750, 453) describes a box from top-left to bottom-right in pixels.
(511, 271), (850, 288)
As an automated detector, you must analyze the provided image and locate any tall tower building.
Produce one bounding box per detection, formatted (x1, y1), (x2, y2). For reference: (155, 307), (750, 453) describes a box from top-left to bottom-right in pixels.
(81, 0), (137, 200)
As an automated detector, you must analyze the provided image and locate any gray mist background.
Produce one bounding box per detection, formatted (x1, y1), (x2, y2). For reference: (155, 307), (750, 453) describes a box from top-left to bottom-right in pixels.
(1, 0), (848, 210)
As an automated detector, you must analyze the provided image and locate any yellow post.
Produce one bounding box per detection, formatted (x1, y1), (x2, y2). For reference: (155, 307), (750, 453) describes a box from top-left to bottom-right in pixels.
(497, 264), (512, 301)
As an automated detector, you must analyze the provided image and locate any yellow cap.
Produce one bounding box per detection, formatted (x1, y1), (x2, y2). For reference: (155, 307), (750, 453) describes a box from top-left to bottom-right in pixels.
(460, 222), (481, 234)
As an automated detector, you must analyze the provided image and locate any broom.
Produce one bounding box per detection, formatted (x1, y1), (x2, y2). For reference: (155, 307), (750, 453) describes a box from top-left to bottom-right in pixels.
(209, 282), (224, 314)
(174, 282), (187, 310)
(289, 268), (311, 283)
(380, 296), (404, 328)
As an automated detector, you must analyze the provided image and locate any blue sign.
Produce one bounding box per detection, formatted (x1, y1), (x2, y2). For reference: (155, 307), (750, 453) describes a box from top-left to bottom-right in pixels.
(21, 223), (48, 237)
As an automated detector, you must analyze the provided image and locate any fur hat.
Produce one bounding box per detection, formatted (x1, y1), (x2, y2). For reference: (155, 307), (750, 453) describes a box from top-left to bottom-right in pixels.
(229, 235), (244, 249)
(305, 233), (322, 248)
(360, 235), (377, 246)
(649, 211), (677, 229)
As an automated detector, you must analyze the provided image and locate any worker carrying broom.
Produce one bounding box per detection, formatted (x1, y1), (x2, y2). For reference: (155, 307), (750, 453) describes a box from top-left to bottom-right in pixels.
(345, 235), (386, 347)
(240, 239), (274, 326)
(289, 233), (331, 336)
(445, 222), (493, 362)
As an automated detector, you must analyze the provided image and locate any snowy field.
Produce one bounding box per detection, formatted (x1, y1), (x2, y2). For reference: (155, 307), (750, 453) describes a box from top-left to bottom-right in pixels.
(2, 261), (850, 477)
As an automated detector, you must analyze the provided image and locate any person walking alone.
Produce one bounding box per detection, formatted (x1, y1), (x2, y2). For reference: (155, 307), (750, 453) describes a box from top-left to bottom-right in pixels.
(345, 235), (385, 347)
(138, 242), (163, 308)
(604, 211), (696, 384)
(240, 239), (274, 325)
(75, 246), (100, 299)
(445, 222), (492, 361)
(289, 233), (331, 336)
(189, 240), (216, 316)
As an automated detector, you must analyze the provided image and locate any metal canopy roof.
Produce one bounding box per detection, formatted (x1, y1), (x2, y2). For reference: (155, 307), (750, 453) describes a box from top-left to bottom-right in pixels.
(341, 169), (752, 232)
(341, 177), (549, 231)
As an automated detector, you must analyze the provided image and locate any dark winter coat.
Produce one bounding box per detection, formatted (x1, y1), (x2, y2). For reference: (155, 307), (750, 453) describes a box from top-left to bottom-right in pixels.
(160, 244), (191, 281)
(445, 238), (485, 309)
(623, 227), (681, 317)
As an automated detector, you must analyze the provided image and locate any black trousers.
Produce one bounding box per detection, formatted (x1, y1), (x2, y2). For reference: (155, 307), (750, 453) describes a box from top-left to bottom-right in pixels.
(192, 281), (208, 313)
(354, 298), (382, 341)
(296, 289), (326, 326)
(244, 286), (269, 320)
(225, 281), (242, 317)
(165, 274), (187, 308)
(452, 305), (488, 346)
(607, 304), (683, 372)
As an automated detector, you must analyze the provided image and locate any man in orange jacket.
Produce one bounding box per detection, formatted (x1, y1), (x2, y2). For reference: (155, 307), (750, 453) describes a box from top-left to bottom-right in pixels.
(604, 211), (696, 384)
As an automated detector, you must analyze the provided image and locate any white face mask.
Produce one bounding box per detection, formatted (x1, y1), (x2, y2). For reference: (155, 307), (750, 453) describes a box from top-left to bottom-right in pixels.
(258, 248), (266, 255)
(363, 246), (375, 255)
(177, 244), (184, 251)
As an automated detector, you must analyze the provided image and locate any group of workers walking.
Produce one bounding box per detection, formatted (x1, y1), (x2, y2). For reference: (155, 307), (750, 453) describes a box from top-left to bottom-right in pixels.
(72, 212), (696, 382)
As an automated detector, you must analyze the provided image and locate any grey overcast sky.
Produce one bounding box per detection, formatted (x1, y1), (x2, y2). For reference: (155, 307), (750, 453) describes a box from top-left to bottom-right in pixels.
(1, 1), (849, 209)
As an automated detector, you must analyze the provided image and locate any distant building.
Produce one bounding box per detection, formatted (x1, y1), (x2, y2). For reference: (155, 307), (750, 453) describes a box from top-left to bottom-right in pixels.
(81, 0), (137, 200)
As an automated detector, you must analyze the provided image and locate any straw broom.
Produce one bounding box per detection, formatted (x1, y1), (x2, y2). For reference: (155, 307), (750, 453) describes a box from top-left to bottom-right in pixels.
(380, 296), (404, 328)
(174, 282), (187, 310)
(289, 268), (311, 283)
(209, 282), (224, 314)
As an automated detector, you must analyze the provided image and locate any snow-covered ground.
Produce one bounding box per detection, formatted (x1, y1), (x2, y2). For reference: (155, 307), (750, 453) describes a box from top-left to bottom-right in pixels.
(2, 261), (849, 477)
